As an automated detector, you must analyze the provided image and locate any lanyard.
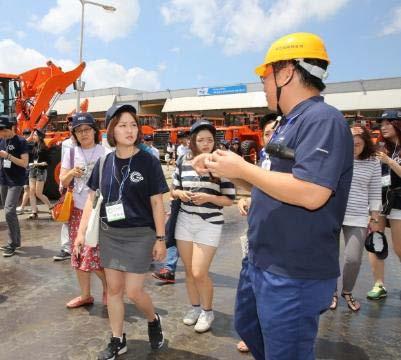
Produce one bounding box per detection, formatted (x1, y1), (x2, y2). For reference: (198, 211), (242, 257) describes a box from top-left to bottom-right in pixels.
(107, 153), (133, 203)
(270, 113), (301, 143)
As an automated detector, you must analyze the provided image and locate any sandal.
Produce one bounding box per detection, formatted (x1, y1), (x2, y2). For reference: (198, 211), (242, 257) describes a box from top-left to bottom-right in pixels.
(341, 291), (361, 312)
(329, 292), (338, 310)
(66, 296), (94, 309)
(28, 213), (38, 220)
(236, 340), (250, 353)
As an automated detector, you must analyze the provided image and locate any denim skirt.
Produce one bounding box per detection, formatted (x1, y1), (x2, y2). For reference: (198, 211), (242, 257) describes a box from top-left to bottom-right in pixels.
(99, 226), (155, 273)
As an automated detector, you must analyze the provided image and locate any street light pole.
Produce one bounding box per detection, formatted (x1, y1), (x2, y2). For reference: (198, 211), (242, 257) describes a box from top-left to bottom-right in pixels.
(76, 0), (116, 111)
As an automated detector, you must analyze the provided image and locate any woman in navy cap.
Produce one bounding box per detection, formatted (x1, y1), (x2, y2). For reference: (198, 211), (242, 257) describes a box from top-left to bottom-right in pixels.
(27, 128), (52, 219)
(171, 120), (235, 333)
(74, 104), (168, 360)
(59, 113), (107, 309)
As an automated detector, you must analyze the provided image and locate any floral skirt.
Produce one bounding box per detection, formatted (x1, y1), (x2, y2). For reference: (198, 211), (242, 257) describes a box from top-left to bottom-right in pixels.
(69, 207), (102, 272)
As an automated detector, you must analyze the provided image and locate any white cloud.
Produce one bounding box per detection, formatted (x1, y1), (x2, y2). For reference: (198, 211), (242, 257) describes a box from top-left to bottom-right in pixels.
(169, 46), (181, 53)
(157, 62), (167, 72)
(83, 59), (160, 91)
(55, 36), (74, 54)
(0, 39), (160, 91)
(161, 0), (349, 55)
(35, 0), (139, 42)
(380, 5), (401, 36)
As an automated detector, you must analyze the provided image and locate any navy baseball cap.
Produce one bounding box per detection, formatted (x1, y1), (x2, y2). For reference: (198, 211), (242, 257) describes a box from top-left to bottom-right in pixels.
(22, 128), (32, 135)
(72, 112), (96, 129)
(190, 120), (216, 136)
(365, 231), (388, 260)
(144, 134), (153, 141)
(105, 104), (137, 128)
(0, 115), (16, 129)
(380, 110), (401, 121)
(232, 137), (240, 144)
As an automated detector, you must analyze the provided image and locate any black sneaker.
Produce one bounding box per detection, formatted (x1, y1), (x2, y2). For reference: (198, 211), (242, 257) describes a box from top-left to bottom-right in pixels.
(53, 250), (71, 261)
(3, 247), (16, 257)
(98, 334), (127, 360)
(152, 268), (175, 284)
(148, 313), (164, 349)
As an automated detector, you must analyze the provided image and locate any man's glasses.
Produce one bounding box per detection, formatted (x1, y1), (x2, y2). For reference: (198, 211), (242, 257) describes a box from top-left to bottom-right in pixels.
(260, 65), (273, 84)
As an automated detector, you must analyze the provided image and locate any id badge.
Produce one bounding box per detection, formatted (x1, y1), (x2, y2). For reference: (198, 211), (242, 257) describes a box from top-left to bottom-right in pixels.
(105, 200), (126, 222)
(382, 175), (391, 187)
(3, 159), (11, 168)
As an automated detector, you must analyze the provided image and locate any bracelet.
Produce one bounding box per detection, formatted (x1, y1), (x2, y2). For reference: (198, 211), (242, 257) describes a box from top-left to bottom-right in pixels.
(156, 235), (165, 241)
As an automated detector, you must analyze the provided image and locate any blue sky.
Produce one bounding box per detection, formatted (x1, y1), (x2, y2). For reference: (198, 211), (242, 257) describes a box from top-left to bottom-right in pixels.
(1, 0), (400, 92)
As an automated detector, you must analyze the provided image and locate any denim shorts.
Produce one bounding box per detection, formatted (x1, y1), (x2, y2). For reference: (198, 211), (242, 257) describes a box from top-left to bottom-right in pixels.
(175, 210), (222, 247)
(29, 167), (47, 182)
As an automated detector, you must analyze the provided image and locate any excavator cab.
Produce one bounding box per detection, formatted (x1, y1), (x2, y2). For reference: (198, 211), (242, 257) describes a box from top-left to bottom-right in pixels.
(0, 76), (19, 116)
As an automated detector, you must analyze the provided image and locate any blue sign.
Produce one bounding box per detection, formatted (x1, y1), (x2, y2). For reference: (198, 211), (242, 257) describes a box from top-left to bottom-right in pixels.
(197, 84), (247, 96)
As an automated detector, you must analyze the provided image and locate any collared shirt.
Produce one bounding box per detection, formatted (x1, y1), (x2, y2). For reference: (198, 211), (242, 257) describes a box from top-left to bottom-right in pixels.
(247, 96), (353, 279)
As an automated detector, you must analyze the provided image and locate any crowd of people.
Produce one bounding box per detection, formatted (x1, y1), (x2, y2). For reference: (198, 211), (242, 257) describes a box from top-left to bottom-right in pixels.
(1, 31), (401, 360)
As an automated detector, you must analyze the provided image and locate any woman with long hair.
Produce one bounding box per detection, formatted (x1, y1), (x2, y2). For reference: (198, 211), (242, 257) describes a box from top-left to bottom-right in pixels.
(329, 126), (381, 311)
(74, 105), (168, 360)
(172, 120), (235, 333)
(28, 129), (52, 219)
(367, 110), (401, 300)
(59, 113), (107, 308)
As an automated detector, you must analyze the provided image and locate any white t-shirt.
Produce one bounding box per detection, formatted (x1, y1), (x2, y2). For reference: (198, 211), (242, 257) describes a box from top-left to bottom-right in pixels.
(61, 144), (106, 209)
(177, 144), (189, 157)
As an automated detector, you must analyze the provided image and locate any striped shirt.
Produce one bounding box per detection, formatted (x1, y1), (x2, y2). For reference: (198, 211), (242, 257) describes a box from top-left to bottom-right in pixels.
(173, 155), (236, 224)
(343, 158), (382, 227)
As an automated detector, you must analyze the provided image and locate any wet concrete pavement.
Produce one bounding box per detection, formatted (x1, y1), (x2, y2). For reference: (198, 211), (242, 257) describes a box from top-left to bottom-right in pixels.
(1, 203), (401, 360)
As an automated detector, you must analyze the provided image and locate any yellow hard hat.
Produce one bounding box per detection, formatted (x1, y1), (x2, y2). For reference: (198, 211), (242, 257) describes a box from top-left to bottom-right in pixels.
(255, 32), (330, 76)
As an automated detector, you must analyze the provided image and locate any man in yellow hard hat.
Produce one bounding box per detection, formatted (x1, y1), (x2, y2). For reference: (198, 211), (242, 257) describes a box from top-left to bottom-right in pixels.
(193, 32), (353, 359)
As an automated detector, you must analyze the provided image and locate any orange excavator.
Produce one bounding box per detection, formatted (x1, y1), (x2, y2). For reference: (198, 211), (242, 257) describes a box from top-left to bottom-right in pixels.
(0, 61), (86, 198)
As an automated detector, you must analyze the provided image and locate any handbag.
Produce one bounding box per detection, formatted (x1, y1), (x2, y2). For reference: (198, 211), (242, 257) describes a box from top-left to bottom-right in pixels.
(84, 154), (106, 247)
(52, 147), (75, 222)
(165, 155), (184, 248)
(52, 187), (74, 222)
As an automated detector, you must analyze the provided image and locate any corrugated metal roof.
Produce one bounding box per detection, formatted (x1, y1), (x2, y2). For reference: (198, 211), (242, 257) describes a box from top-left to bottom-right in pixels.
(52, 95), (116, 114)
(162, 92), (267, 112)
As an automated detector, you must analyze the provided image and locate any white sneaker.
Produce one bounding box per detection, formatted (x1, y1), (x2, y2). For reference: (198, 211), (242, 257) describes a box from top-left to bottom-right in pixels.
(194, 310), (214, 333)
(183, 306), (202, 326)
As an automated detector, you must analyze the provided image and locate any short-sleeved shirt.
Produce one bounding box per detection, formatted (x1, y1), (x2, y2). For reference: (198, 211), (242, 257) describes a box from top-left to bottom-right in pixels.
(87, 150), (169, 228)
(32, 145), (49, 169)
(247, 96), (353, 280)
(62, 144), (106, 209)
(172, 154), (236, 224)
(0, 135), (29, 186)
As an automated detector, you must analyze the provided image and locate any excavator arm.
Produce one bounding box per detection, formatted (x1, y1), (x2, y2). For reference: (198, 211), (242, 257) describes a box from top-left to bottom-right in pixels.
(16, 61), (85, 132)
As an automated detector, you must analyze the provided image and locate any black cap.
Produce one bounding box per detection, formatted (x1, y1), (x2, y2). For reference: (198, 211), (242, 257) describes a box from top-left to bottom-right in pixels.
(380, 110), (401, 121)
(105, 104), (137, 128)
(144, 134), (153, 141)
(364, 231), (388, 260)
(72, 112), (96, 129)
(34, 128), (46, 139)
(189, 120), (216, 136)
(22, 128), (32, 135)
(0, 115), (16, 129)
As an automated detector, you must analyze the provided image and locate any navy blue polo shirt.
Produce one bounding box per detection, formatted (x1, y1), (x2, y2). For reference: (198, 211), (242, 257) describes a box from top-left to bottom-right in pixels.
(247, 96), (353, 280)
(0, 135), (29, 186)
(87, 150), (169, 229)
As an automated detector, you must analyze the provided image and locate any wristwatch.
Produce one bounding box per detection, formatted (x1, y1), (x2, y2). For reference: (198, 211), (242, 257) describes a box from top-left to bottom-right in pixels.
(370, 218), (379, 223)
(156, 235), (166, 241)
